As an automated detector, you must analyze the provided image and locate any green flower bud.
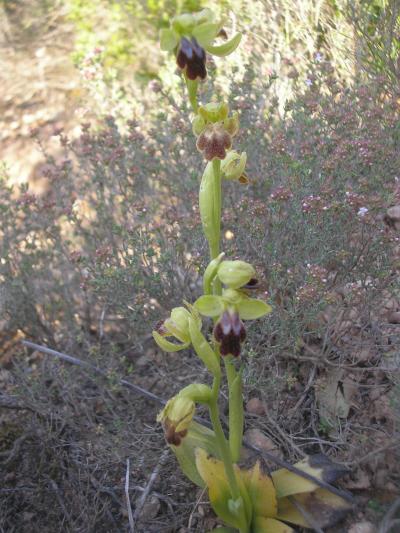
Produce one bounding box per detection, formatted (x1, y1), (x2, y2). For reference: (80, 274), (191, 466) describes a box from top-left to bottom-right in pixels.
(217, 260), (255, 289)
(157, 395), (195, 446)
(152, 305), (201, 352)
(221, 150), (248, 183)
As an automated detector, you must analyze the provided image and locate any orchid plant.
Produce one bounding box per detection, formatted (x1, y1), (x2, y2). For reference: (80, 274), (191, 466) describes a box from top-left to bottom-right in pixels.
(153, 9), (351, 533)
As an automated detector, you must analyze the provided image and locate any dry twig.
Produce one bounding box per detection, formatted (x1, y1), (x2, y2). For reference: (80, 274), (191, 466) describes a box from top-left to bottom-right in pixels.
(125, 459), (135, 533)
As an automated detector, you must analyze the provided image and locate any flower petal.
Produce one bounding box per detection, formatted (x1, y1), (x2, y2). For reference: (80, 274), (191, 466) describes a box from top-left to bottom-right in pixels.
(160, 28), (179, 51)
(192, 22), (220, 47)
(195, 295), (225, 317)
(205, 32), (242, 56)
(152, 331), (189, 352)
(237, 298), (272, 320)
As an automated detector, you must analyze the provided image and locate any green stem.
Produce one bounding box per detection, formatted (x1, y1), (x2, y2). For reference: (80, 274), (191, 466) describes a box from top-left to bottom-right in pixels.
(224, 356), (237, 389)
(185, 76), (198, 113)
(209, 375), (240, 501)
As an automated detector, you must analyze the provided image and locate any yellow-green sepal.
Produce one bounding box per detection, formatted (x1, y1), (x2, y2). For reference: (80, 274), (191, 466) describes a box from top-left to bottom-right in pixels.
(195, 295), (224, 317)
(192, 22), (220, 47)
(237, 298), (272, 320)
(192, 114), (206, 136)
(195, 448), (251, 531)
(205, 33), (242, 56)
(199, 101), (230, 123)
(160, 28), (179, 51)
(189, 318), (221, 376)
(228, 370), (244, 463)
(152, 331), (190, 352)
(172, 421), (220, 487)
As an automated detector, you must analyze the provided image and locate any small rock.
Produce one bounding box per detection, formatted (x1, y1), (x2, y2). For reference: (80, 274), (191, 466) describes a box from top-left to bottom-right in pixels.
(348, 521), (375, 533)
(140, 495), (160, 520)
(387, 311), (400, 324)
(135, 355), (149, 367)
(246, 398), (265, 416)
(385, 205), (400, 230)
(244, 428), (278, 454)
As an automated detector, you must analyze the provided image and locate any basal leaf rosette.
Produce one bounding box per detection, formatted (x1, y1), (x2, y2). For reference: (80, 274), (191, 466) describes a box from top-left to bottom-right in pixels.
(160, 9), (242, 81)
(195, 260), (272, 357)
(195, 450), (353, 532)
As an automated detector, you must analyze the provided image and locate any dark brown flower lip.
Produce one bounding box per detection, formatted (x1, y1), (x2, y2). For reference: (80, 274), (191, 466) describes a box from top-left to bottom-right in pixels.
(242, 278), (260, 290)
(196, 125), (232, 161)
(214, 310), (246, 357)
(164, 422), (187, 446)
(176, 37), (207, 81)
(154, 319), (167, 335)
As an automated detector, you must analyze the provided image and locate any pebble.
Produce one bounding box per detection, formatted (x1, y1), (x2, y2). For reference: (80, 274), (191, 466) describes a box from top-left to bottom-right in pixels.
(246, 397), (266, 416)
(348, 521), (375, 533)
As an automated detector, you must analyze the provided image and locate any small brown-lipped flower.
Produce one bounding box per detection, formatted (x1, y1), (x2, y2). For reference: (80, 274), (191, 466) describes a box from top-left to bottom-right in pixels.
(213, 309), (246, 357)
(176, 37), (207, 81)
(157, 395), (195, 446)
(196, 124), (232, 160)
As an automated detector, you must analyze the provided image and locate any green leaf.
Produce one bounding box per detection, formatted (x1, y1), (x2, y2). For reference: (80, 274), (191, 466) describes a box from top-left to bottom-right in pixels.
(152, 331), (189, 352)
(173, 421), (220, 487)
(229, 372), (244, 463)
(253, 517), (294, 532)
(192, 22), (220, 47)
(205, 33), (242, 56)
(159, 28), (178, 51)
(237, 298), (272, 320)
(208, 527), (237, 533)
(242, 462), (277, 519)
(271, 454), (349, 499)
(195, 449), (250, 531)
(276, 488), (353, 529)
(195, 295), (224, 317)
(189, 318), (221, 376)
